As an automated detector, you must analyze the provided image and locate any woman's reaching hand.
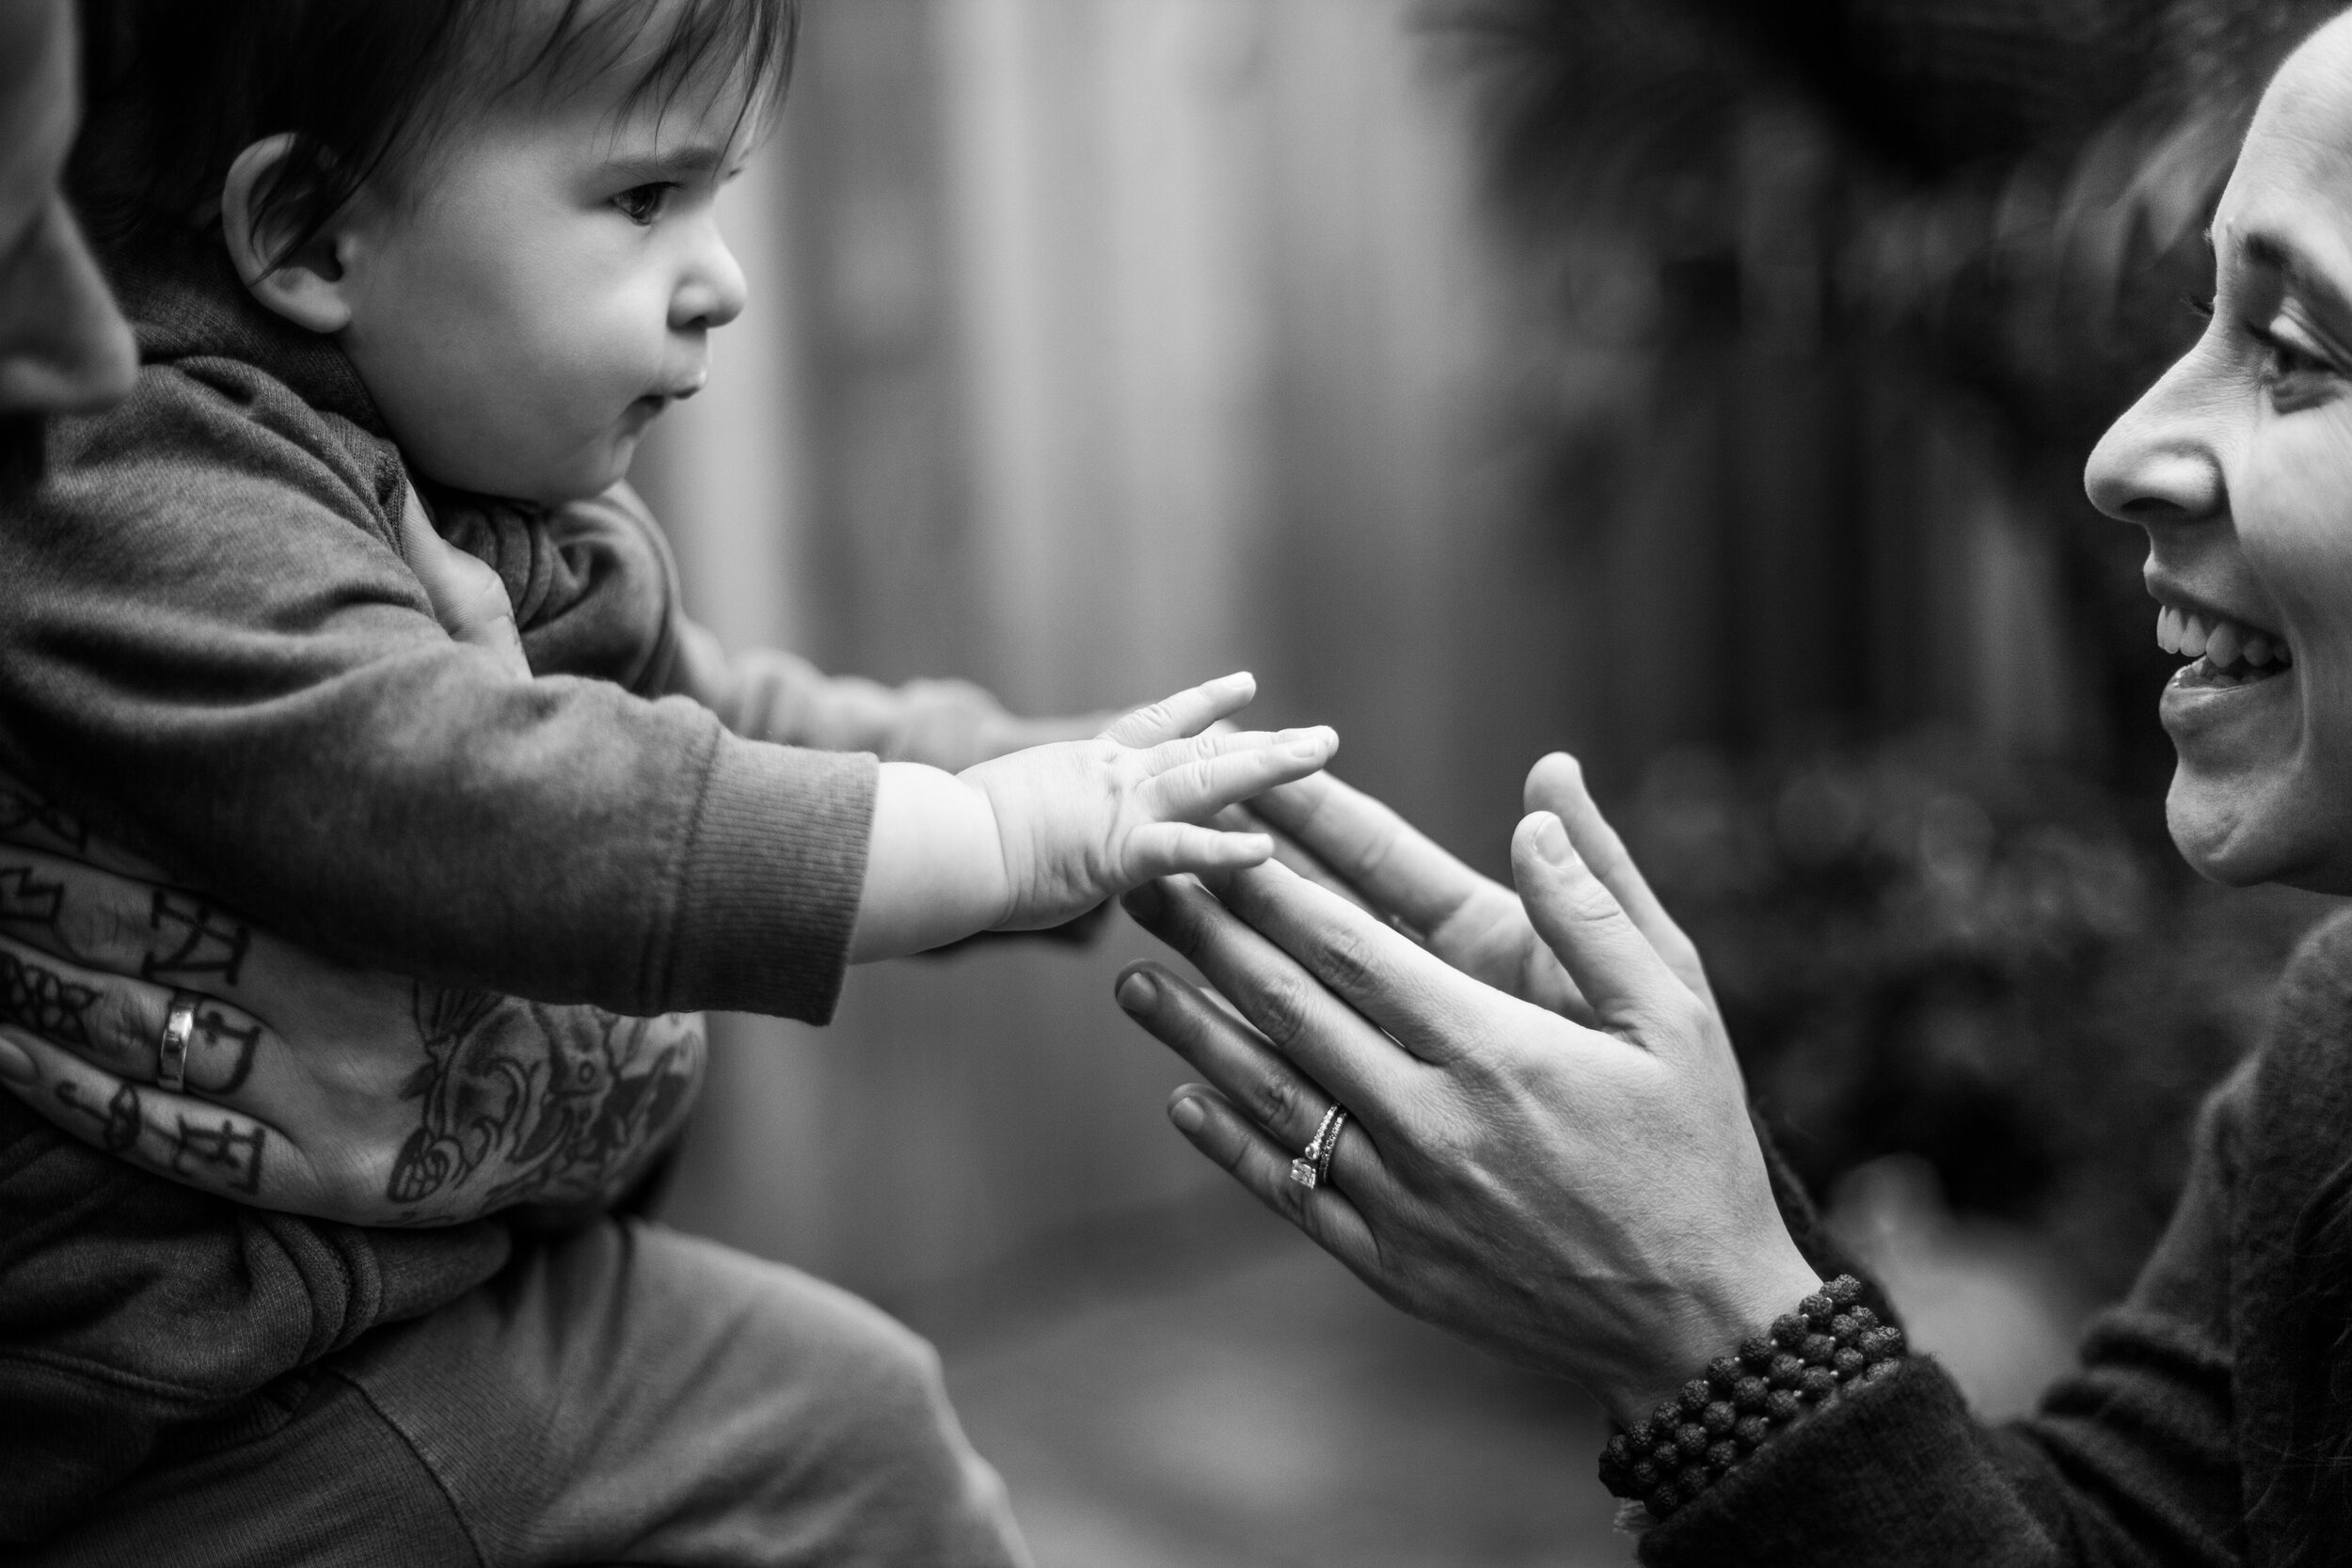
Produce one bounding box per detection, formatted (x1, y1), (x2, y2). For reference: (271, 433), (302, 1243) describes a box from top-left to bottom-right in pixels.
(1117, 755), (1820, 1426)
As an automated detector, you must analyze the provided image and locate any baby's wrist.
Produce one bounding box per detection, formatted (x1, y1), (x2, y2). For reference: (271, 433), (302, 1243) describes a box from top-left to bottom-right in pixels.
(850, 763), (1012, 960)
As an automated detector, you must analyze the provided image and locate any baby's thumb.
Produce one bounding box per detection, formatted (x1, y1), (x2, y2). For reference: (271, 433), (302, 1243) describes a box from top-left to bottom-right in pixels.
(399, 489), (530, 678)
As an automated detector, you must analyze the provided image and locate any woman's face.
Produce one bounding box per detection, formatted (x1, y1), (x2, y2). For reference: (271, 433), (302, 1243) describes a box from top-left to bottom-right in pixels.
(2088, 16), (2352, 893)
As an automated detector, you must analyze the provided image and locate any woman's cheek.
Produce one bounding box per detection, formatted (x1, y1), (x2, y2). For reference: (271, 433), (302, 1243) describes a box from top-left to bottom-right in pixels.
(2242, 426), (2352, 634)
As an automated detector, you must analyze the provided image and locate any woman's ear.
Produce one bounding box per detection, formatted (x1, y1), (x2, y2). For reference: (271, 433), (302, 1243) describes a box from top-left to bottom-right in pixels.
(221, 134), (356, 335)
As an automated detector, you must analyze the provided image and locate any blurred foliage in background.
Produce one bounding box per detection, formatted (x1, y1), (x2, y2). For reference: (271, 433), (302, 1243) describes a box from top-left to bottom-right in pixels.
(1425, 0), (2349, 1288)
(1628, 736), (2329, 1297)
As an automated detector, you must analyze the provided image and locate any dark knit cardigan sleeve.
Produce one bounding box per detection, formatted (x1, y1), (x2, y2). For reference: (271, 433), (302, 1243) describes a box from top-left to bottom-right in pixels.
(1645, 1062), (2249, 1566)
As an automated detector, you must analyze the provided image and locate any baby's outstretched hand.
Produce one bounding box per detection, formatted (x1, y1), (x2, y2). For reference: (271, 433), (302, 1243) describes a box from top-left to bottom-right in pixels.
(849, 673), (1336, 962)
(966, 673), (1337, 930)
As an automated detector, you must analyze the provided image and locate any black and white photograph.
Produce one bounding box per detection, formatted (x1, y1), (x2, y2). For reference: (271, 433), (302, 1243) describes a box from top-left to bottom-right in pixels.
(6, 1), (2352, 1562)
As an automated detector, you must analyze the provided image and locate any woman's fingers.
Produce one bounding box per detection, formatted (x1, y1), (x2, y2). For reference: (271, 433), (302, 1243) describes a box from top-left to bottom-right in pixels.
(1119, 960), (1348, 1156)
(1101, 673), (1258, 747)
(1511, 811), (1699, 1044)
(1140, 727), (1338, 820)
(0, 1025), (310, 1208)
(1214, 804), (1383, 915)
(1124, 874), (1447, 1106)
(0, 930), (272, 1096)
(1204, 862), (1518, 1065)
(1162, 1084), (1384, 1278)
(1523, 752), (1712, 1005)
(1246, 773), (1489, 937)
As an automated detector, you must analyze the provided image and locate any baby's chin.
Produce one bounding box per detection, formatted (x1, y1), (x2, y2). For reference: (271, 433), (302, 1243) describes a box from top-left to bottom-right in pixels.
(413, 442), (634, 507)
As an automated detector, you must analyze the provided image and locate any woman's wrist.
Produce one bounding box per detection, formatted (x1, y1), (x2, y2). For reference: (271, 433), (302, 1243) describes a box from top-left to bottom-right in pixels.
(1604, 1246), (1825, 1428)
(1598, 1274), (1912, 1525)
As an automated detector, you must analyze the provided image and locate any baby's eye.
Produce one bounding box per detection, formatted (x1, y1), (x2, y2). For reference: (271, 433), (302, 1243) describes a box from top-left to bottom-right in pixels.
(612, 183), (673, 226)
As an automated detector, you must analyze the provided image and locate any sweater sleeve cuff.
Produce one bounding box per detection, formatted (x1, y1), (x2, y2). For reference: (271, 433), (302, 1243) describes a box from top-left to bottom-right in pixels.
(1640, 1357), (2048, 1566)
(663, 735), (878, 1022)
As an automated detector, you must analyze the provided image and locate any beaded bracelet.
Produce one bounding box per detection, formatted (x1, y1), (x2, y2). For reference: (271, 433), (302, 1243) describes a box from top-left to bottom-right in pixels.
(1596, 1275), (1907, 1524)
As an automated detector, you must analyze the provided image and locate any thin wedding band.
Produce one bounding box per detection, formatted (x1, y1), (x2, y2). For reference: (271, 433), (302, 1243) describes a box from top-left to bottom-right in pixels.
(1289, 1103), (1348, 1191)
(1314, 1108), (1348, 1186)
(157, 992), (199, 1093)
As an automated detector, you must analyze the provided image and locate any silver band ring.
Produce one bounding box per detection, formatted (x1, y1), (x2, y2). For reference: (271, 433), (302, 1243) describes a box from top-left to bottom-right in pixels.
(1289, 1103), (1348, 1191)
(157, 992), (199, 1093)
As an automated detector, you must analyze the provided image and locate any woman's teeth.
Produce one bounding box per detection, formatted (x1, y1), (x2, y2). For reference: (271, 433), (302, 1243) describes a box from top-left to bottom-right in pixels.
(2156, 605), (2291, 684)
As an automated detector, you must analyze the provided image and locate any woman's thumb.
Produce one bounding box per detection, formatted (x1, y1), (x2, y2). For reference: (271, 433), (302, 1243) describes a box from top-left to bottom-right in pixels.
(1511, 811), (1689, 1040)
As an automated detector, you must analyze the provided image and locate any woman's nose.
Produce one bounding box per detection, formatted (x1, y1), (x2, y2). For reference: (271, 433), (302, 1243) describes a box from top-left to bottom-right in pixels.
(2084, 353), (2227, 529)
(0, 197), (137, 416)
(671, 225), (748, 334)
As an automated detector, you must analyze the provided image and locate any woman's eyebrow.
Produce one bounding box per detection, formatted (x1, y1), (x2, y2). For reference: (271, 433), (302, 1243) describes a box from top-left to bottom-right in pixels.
(2238, 230), (2352, 339)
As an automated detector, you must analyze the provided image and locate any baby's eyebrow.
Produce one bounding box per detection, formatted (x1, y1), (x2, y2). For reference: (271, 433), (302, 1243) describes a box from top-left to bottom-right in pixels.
(604, 141), (731, 183)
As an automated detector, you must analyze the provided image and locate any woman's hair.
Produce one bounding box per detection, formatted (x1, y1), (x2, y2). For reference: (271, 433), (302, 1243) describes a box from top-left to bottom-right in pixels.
(71, 0), (800, 265)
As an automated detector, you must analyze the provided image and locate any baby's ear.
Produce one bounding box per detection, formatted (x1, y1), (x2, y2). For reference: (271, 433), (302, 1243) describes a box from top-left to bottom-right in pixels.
(221, 134), (355, 335)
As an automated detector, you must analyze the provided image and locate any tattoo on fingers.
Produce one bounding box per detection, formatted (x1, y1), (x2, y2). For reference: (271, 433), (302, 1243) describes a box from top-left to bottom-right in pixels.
(142, 891), (250, 987)
(53, 1076), (268, 1195)
(0, 781), (92, 856)
(192, 1001), (262, 1092)
(0, 863), (66, 934)
(0, 947), (97, 1045)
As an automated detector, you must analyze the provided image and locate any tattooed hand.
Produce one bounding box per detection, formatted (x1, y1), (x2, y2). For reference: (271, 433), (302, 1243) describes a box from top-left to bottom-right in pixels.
(0, 768), (705, 1227)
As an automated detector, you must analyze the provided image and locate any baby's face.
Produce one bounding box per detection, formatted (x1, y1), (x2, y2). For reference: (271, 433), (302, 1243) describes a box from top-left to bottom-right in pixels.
(333, 72), (751, 504)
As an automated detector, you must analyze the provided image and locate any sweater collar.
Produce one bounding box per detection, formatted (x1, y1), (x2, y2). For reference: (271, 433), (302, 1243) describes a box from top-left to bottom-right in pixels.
(104, 235), (390, 439)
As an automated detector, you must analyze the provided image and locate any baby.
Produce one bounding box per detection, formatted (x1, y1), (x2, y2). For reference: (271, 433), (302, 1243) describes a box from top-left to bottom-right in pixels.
(0, 0), (1328, 1553)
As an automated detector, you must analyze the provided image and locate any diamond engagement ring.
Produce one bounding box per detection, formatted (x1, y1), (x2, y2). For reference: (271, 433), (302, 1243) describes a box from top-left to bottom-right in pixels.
(1289, 1104), (1349, 1190)
(156, 992), (199, 1093)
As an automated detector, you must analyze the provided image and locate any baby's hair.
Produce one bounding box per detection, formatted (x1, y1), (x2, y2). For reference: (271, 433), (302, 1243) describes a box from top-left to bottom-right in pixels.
(72, 0), (800, 265)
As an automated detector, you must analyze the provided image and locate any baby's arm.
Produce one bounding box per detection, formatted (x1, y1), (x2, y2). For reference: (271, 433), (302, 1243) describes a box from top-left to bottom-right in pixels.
(849, 673), (1336, 961)
(670, 619), (1105, 771)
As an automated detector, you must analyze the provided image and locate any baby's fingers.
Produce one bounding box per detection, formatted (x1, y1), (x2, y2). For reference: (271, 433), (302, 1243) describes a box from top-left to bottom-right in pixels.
(1101, 673), (1257, 747)
(1123, 823), (1277, 881)
(1144, 727), (1339, 821)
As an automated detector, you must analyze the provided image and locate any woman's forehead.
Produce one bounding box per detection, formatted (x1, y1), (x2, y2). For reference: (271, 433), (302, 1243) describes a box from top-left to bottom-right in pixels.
(2220, 29), (2352, 264)
(2246, 18), (2352, 181)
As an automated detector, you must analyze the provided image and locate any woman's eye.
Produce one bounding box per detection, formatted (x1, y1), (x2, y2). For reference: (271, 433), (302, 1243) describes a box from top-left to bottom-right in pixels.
(2250, 316), (2342, 408)
(612, 183), (673, 226)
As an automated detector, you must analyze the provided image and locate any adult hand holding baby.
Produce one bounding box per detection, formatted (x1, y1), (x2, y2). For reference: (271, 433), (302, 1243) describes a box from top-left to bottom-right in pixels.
(850, 673), (1339, 960)
(0, 770), (702, 1227)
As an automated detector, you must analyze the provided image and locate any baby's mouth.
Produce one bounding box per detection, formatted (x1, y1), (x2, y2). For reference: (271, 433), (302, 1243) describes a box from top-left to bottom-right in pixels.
(2158, 604), (2293, 689)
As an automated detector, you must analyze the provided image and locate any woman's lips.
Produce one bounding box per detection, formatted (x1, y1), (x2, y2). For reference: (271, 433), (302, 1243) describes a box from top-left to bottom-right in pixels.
(2161, 657), (2296, 749)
